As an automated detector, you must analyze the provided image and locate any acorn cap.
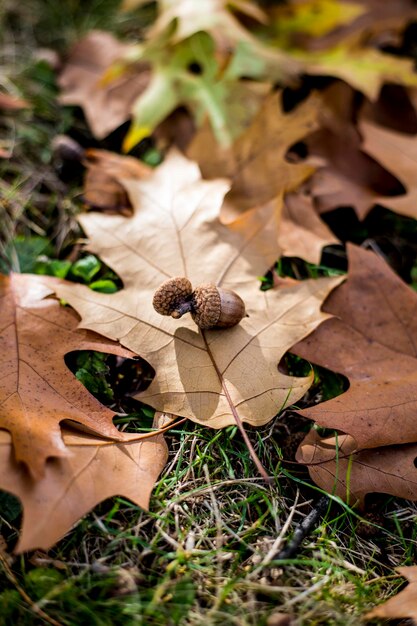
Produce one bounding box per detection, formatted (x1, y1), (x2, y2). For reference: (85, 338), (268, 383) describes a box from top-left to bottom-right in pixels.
(153, 277), (193, 316)
(191, 284), (221, 329)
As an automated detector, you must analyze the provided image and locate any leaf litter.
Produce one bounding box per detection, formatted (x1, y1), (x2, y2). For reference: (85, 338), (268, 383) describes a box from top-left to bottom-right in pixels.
(4, 1), (417, 621)
(54, 150), (343, 431)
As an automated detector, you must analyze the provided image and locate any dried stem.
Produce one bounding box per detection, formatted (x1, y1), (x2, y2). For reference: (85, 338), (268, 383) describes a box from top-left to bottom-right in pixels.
(275, 495), (329, 560)
(201, 332), (271, 483)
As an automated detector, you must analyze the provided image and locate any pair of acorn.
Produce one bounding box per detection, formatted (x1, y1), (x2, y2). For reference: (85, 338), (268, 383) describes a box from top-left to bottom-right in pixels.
(153, 277), (246, 330)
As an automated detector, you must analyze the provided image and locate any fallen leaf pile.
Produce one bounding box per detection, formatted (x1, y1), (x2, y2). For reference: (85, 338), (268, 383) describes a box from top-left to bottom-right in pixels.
(58, 0), (417, 151)
(54, 151), (343, 429)
(3, 4), (417, 604)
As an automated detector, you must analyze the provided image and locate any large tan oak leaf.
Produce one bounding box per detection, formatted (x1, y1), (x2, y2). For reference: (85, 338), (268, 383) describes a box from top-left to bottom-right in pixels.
(292, 244), (417, 451)
(0, 273), (143, 480)
(0, 423), (167, 553)
(54, 151), (343, 430)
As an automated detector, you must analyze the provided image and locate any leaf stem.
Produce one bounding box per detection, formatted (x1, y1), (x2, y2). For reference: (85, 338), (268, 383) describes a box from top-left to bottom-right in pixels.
(201, 332), (272, 483)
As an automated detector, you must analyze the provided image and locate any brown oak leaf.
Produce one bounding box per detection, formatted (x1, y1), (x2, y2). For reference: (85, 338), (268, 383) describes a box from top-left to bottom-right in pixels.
(296, 430), (417, 507)
(188, 91), (320, 223)
(0, 421), (168, 553)
(83, 148), (152, 213)
(0, 273), (145, 479)
(365, 566), (417, 623)
(58, 31), (150, 140)
(360, 119), (417, 220)
(54, 150), (343, 431)
(292, 244), (417, 452)
(307, 82), (402, 220)
(279, 191), (339, 264)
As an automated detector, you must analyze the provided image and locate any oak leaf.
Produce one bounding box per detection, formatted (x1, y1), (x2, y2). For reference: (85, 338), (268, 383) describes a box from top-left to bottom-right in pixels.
(279, 191), (339, 264)
(298, 45), (417, 101)
(270, 0), (365, 49)
(365, 566), (417, 623)
(58, 31), (151, 140)
(0, 273), (144, 479)
(83, 148), (151, 213)
(188, 91), (320, 222)
(292, 244), (417, 452)
(0, 423), (168, 553)
(54, 150), (343, 430)
(58, 15), (298, 151)
(360, 119), (417, 220)
(272, 0), (417, 51)
(139, 0), (268, 50)
(123, 32), (298, 152)
(123, 32), (270, 151)
(306, 82), (399, 220)
(296, 430), (417, 507)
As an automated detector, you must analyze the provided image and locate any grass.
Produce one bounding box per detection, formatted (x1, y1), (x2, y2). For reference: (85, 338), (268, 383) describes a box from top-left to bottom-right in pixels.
(1, 1), (417, 625)
(1, 421), (414, 625)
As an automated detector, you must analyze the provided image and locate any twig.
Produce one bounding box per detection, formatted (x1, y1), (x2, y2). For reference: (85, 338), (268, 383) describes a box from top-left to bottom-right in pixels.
(275, 495), (330, 561)
(202, 332), (271, 482)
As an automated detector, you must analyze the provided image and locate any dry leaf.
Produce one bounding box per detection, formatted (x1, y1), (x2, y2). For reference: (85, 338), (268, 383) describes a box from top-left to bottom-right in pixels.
(58, 31), (150, 139)
(365, 566), (417, 622)
(54, 150), (343, 430)
(306, 82), (396, 219)
(0, 273), (144, 479)
(360, 119), (417, 220)
(270, 0), (366, 46)
(123, 31), (296, 153)
(296, 430), (417, 506)
(292, 244), (417, 452)
(142, 0), (268, 50)
(274, 0), (417, 51)
(279, 191), (339, 264)
(361, 84), (417, 135)
(299, 45), (417, 101)
(83, 149), (152, 212)
(189, 91), (320, 222)
(0, 422), (167, 553)
(0, 93), (29, 110)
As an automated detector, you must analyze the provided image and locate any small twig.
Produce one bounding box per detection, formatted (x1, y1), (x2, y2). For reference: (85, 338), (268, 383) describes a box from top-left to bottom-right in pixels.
(0, 548), (64, 626)
(275, 495), (330, 561)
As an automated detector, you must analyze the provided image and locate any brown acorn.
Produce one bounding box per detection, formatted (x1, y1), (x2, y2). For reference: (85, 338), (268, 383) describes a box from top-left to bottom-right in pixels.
(152, 277), (246, 330)
(152, 277), (193, 317)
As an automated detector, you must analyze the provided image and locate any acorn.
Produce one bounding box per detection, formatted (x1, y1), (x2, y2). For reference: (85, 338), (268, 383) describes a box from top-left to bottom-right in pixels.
(152, 277), (246, 330)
